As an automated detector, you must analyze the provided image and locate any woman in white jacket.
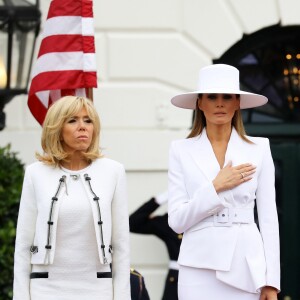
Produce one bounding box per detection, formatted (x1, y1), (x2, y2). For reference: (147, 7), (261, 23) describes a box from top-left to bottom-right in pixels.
(168, 64), (280, 300)
(13, 96), (131, 300)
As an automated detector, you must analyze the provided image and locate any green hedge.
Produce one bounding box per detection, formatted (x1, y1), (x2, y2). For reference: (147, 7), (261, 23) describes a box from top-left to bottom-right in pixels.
(0, 145), (25, 300)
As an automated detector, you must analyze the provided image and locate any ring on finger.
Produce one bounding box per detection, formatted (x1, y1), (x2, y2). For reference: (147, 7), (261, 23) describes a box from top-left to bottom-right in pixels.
(240, 172), (245, 179)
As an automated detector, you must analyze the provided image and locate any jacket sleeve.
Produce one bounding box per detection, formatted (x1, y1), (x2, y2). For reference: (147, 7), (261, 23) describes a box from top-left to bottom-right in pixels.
(255, 139), (280, 291)
(168, 140), (226, 233)
(13, 166), (37, 300)
(129, 197), (160, 234)
(111, 165), (131, 299)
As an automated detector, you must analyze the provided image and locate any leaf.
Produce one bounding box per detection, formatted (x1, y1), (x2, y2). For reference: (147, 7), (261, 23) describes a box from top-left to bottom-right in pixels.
(0, 144), (24, 300)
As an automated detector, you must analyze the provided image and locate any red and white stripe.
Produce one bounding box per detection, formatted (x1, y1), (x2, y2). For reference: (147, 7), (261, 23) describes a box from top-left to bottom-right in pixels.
(28, 0), (97, 125)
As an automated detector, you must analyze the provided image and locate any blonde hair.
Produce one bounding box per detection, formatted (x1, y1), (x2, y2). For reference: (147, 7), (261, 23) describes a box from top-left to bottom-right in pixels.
(36, 96), (102, 166)
(188, 94), (252, 143)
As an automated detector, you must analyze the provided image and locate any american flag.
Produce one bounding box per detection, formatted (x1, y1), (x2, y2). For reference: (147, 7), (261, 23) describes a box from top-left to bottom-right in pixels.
(27, 0), (97, 125)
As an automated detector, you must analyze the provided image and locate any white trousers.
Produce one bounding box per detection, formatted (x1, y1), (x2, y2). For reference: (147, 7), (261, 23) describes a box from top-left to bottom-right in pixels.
(178, 266), (260, 300)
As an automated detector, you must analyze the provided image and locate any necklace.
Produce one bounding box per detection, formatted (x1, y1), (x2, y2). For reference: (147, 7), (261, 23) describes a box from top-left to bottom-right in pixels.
(70, 174), (79, 180)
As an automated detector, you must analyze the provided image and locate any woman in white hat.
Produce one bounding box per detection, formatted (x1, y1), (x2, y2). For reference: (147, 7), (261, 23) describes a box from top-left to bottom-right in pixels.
(168, 64), (280, 300)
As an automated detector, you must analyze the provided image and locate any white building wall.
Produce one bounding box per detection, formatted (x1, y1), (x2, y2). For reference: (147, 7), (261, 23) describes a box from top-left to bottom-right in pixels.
(1, 1), (300, 299)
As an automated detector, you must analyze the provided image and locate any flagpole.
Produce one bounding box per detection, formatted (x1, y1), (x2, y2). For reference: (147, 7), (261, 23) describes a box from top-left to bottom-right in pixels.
(87, 87), (93, 101)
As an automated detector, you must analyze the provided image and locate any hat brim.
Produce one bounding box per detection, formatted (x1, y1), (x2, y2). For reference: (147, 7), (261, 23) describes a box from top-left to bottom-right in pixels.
(171, 89), (268, 109)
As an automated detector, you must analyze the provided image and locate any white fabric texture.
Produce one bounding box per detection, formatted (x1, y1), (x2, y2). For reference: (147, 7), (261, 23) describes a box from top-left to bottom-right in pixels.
(13, 158), (130, 300)
(178, 266), (259, 300)
(31, 169), (112, 299)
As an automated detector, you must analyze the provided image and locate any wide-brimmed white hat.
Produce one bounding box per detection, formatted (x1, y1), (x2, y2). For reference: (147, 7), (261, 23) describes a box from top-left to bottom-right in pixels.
(171, 64), (268, 109)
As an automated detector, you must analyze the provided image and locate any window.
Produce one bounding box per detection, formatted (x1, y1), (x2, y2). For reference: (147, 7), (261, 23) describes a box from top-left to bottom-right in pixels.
(214, 24), (300, 123)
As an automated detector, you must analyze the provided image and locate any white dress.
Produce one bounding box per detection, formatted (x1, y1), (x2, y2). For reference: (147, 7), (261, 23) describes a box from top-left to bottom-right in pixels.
(30, 167), (113, 300)
(178, 266), (260, 300)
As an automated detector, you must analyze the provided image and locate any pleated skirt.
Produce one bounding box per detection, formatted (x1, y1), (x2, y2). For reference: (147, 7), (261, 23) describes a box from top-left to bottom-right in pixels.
(178, 266), (260, 300)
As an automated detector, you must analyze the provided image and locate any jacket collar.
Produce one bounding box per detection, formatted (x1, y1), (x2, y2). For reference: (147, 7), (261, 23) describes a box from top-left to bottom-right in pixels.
(187, 127), (246, 181)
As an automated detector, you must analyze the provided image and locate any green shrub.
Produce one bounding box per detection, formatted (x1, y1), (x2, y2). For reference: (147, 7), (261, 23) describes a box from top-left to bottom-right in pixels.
(0, 145), (25, 300)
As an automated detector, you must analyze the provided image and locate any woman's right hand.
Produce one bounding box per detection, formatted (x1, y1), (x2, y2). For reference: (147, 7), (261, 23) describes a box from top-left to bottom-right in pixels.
(212, 161), (256, 193)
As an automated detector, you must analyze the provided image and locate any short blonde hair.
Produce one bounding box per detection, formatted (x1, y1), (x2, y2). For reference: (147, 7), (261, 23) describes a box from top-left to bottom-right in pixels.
(188, 94), (252, 143)
(36, 96), (102, 166)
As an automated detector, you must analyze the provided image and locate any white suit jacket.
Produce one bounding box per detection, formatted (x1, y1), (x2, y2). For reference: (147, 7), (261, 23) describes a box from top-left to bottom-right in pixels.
(168, 127), (280, 293)
(13, 158), (130, 300)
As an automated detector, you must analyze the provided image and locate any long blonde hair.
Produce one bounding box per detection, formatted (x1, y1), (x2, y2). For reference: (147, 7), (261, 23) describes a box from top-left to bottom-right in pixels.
(188, 94), (252, 143)
(36, 96), (102, 166)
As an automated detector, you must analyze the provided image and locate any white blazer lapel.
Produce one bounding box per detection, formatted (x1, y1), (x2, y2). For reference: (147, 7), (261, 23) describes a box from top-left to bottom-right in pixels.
(225, 128), (250, 166)
(186, 127), (251, 182)
(187, 128), (221, 182)
(221, 128), (253, 204)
